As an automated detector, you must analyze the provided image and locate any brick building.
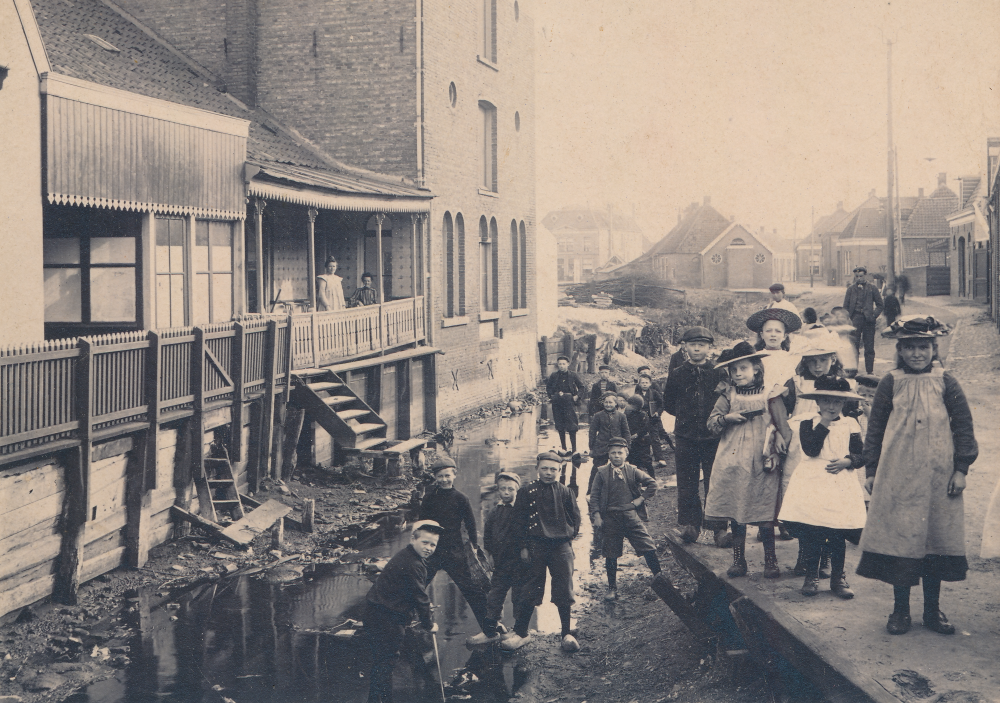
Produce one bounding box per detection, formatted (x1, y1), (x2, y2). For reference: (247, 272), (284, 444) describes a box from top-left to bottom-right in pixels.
(946, 174), (988, 301)
(899, 174), (959, 296)
(541, 206), (649, 283)
(115, 0), (539, 419)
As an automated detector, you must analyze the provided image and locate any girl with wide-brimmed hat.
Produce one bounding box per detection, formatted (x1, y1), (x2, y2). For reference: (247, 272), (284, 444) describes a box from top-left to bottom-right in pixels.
(703, 341), (792, 580)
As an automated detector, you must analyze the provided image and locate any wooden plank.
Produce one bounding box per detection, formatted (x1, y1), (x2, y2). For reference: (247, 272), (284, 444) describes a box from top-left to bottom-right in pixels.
(81, 547), (125, 582)
(125, 431), (152, 568)
(220, 499), (292, 546)
(0, 421), (80, 446)
(0, 460), (64, 507)
(259, 320), (278, 483)
(84, 507), (127, 543)
(0, 493), (63, 542)
(231, 323), (246, 462)
(170, 505), (244, 547)
(650, 572), (718, 643)
(0, 438), (80, 468)
(0, 572), (57, 620)
(145, 330), (161, 490)
(89, 454), (129, 493)
(192, 328), (215, 523)
(82, 529), (124, 562)
(0, 528), (62, 581)
(383, 437), (428, 456)
(322, 345), (442, 375)
(92, 436), (134, 463)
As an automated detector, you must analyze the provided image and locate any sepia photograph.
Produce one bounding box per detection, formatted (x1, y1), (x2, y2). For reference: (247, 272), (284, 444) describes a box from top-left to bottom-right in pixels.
(1, 0), (999, 701)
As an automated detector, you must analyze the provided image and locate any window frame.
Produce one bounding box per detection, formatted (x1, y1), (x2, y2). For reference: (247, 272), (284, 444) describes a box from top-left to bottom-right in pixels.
(481, 0), (497, 64)
(479, 101), (498, 193)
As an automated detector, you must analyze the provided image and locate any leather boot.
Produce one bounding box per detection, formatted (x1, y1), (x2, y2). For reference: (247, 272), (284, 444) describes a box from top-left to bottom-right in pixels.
(801, 574), (819, 596)
(830, 572), (854, 600)
(818, 547), (831, 579)
(922, 610), (956, 635)
(793, 541), (807, 576)
(727, 533), (747, 577)
(761, 527), (780, 578)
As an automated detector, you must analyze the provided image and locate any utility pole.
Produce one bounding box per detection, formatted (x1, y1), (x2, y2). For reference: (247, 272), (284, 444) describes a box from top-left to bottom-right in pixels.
(809, 206), (815, 288)
(885, 39), (896, 289)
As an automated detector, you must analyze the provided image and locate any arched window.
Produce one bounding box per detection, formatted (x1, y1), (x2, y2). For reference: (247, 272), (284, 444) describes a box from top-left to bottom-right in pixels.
(479, 101), (498, 192)
(443, 212), (455, 317)
(510, 220), (519, 308)
(479, 216), (491, 311)
(519, 221), (527, 308)
(489, 217), (499, 312)
(455, 213), (466, 316)
(730, 237), (746, 246)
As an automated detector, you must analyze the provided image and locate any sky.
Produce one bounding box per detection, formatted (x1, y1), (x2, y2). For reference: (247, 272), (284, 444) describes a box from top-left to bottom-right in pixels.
(533, 0), (1000, 248)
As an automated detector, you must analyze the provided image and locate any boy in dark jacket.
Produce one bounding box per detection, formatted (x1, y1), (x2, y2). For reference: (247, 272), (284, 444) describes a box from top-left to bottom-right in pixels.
(588, 437), (660, 601)
(588, 392), (631, 493)
(624, 395), (654, 475)
(364, 520), (444, 703)
(506, 452), (582, 653)
(546, 356), (586, 453)
(417, 456), (491, 643)
(587, 364), (618, 415)
(469, 471), (527, 645)
(662, 326), (731, 547)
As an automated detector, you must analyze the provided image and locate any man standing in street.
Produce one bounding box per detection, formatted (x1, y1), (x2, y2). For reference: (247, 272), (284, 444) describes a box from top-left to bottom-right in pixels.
(843, 266), (884, 374)
(546, 355), (586, 454)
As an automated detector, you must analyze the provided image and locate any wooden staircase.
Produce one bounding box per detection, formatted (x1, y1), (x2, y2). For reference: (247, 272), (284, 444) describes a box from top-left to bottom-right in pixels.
(290, 369), (388, 450)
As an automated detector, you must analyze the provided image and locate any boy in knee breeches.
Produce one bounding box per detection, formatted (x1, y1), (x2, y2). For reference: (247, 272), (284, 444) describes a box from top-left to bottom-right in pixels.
(471, 471), (527, 646)
(504, 452), (582, 653)
(662, 326), (731, 547)
(364, 520), (443, 703)
(588, 437), (660, 601)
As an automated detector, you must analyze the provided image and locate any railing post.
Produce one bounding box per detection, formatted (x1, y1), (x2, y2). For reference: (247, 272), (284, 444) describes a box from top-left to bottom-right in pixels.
(273, 315), (294, 480)
(310, 312), (319, 368)
(145, 330), (161, 489)
(55, 337), (92, 604)
(232, 322), (246, 463)
(259, 320), (279, 482)
(191, 327), (210, 518)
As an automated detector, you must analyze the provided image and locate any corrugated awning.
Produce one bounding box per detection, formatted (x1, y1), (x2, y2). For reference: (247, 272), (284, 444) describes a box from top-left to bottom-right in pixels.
(247, 161), (432, 213)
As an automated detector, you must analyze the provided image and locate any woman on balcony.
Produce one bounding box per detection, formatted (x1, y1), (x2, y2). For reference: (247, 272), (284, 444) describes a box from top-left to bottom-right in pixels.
(349, 272), (378, 307)
(317, 256), (346, 311)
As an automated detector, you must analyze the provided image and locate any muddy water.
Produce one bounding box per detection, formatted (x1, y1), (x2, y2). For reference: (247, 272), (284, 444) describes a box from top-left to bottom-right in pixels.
(73, 407), (597, 703)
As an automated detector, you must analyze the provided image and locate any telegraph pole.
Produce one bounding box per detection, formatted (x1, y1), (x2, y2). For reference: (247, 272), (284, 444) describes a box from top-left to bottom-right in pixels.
(809, 206), (815, 288)
(885, 39), (896, 289)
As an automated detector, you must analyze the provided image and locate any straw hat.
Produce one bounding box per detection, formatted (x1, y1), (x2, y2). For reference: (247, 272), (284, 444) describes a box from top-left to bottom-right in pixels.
(798, 376), (862, 401)
(714, 341), (769, 368)
(798, 342), (840, 358)
(746, 307), (802, 334)
(882, 315), (950, 339)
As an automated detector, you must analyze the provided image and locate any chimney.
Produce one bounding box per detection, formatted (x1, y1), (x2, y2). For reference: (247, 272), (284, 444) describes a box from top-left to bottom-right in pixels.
(837, 201), (844, 210)
(938, 172), (947, 187)
(703, 196), (711, 206)
(918, 188), (924, 198)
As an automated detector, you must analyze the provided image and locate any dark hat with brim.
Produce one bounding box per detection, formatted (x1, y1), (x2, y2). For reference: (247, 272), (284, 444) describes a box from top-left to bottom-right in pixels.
(680, 326), (714, 344)
(430, 456), (457, 473)
(882, 315), (950, 339)
(411, 520), (446, 535)
(556, 355), (570, 362)
(798, 376), (862, 401)
(852, 266), (868, 274)
(607, 437), (629, 448)
(746, 307), (802, 334)
(715, 341), (769, 368)
(769, 283), (785, 292)
(854, 373), (881, 389)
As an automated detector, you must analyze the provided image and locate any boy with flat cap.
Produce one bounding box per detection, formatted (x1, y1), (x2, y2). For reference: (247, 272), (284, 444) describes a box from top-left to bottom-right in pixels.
(588, 364), (618, 416)
(418, 456), (491, 643)
(470, 471), (527, 645)
(506, 451), (582, 653)
(364, 520), (444, 703)
(546, 355), (586, 453)
(589, 437), (660, 600)
(662, 326), (731, 547)
(588, 391), (631, 493)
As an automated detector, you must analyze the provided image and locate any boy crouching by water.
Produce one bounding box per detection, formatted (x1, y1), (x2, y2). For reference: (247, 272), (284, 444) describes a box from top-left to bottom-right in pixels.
(468, 471), (527, 645)
(364, 520), (444, 703)
(506, 452), (582, 653)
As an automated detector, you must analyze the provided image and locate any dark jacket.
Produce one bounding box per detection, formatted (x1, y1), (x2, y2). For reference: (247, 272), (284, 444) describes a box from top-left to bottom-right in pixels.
(546, 370), (586, 401)
(588, 379), (619, 415)
(514, 480), (580, 543)
(589, 409), (631, 456)
(843, 282), (884, 323)
(483, 501), (521, 567)
(588, 462), (657, 521)
(624, 406), (651, 449)
(366, 544), (433, 628)
(662, 361), (725, 441)
(418, 486), (478, 551)
(631, 386), (663, 417)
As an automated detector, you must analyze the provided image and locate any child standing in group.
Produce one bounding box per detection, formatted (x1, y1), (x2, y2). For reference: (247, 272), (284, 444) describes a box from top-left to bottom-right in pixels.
(471, 472), (527, 645)
(589, 437), (660, 601)
(624, 395), (654, 475)
(588, 392), (631, 492)
(703, 342), (791, 579)
(364, 520), (444, 703)
(588, 364), (618, 416)
(508, 452), (582, 653)
(546, 355), (586, 453)
(779, 377), (868, 598)
(662, 326), (731, 547)
(417, 457), (491, 644)
(857, 316), (978, 636)
(791, 344), (845, 417)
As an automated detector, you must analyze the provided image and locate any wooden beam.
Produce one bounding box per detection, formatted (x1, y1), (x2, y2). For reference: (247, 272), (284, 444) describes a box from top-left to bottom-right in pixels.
(192, 327), (213, 520)
(231, 322), (246, 463)
(124, 431), (152, 568)
(307, 207), (319, 311)
(145, 330), (161, 489)
(173, 417), (194, 538)
(253, 198), (266, 313)
(259, 320), (279, 481)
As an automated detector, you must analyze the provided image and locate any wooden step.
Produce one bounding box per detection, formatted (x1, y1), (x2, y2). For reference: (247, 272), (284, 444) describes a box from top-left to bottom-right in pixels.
(323, 395), (356, 407)
(308, 381), (344, 393)
(383, 437), (429, 456)
(353, 423), (385, 436)
(205, 458), (229, 465)
(355, 436), (390, 451)
(337, 408), (370, 421)
(207, 479), (232, 486)
(293, 368), (328, 379)
(213, 499), (242, 506)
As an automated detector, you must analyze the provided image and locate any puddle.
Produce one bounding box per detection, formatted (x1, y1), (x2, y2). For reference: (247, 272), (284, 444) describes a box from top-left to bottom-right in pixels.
(71, 407), (598, 702)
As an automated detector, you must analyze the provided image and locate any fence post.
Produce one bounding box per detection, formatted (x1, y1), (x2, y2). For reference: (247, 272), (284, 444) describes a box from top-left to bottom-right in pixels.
(274, 315), (295, 480)
(145, 330), (161, 489)
(232, 323), (246, 463)
(55, 337), (92, 604)
(260, 320), (279, 482)
(538, 336), (548, 377)
(191, 327), (210, 518)
(125, 431), (152, 568)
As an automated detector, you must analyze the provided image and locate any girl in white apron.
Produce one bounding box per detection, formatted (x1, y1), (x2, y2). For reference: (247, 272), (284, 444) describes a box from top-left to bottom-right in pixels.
(856, 316), (978, 636)
(704, 342), (791, 579)
(779, 377), (867, 598)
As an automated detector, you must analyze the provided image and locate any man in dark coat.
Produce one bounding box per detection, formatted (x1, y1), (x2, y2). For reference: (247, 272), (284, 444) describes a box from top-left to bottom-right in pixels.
(843, 266), (884, 374)
(546, 355), (586, 453)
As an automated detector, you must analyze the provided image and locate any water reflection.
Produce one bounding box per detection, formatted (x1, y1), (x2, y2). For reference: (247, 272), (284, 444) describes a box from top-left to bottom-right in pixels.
(75, 406), (595, 703)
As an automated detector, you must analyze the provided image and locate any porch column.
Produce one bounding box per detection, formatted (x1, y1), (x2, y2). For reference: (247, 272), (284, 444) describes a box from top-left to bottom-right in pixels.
(306, 207), (319, 310)
(252, 198), (266, 313)
(375, 213), (386, 304)
(410, 214), (419, 340)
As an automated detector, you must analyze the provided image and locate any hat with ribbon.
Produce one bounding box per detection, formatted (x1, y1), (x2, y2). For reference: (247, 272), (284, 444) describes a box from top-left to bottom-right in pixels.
(882, 315), (951, 339)
(798, 375), (862, 401)
(746, 307), (802, 334)
(714, 341), (769, 368)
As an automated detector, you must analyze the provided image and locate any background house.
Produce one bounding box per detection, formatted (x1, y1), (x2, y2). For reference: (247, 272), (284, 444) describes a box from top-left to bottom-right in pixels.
(900, 173), (958, 296)
(947, 174), (989, 301)
(542, 206), (649, 283)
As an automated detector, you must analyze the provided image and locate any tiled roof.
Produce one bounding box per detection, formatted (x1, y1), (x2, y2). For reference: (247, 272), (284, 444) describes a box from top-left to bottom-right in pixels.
(638, 204), (732, 258)
(542, 209), (642, 233)
(959, 176), (981, 208)
(901, 188), (959, 239)
(902, 238), (950, 269)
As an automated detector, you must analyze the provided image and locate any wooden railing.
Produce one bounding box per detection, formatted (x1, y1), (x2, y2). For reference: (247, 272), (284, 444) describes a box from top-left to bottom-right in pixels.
(290, 296), (426, 369)
(0, 316), (291, 459)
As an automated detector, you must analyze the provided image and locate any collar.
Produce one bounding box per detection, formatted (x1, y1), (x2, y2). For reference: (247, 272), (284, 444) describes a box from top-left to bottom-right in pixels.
(499, 495), (516, 507)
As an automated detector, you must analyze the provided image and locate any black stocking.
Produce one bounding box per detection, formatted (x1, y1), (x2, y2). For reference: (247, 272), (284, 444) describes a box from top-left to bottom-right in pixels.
(605, 557), (617, 589)
(922, 578), (942, 615)
(642, 551), (661, 575)
(893, 585), (911, 616)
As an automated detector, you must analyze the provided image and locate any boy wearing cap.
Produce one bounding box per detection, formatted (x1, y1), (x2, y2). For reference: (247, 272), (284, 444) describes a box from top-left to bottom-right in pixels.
(471, 471), (527, 645)
(546, 356), (586, 453)
(418, 457), (491, 642)
(624, 395), (654, 475)
(588, 392), (631, 493)
(364, 520), (444, 703)
(589, 437), (660, 601)
(506, 452), (582, 653)
(662, 326), (731, 547)
(588, 364), (619, 416)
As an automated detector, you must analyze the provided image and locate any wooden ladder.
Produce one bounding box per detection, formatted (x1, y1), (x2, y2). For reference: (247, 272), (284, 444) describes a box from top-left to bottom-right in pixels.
(196, 448), (246, 524)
